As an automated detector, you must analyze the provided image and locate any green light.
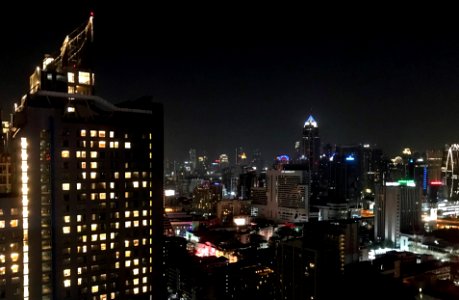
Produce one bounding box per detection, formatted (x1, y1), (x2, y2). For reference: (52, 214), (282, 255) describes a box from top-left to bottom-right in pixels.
(397, 179), (415, 186)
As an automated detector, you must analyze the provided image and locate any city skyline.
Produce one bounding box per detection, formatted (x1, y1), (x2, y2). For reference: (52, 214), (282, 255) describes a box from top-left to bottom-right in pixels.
(1, 6), (459, 161)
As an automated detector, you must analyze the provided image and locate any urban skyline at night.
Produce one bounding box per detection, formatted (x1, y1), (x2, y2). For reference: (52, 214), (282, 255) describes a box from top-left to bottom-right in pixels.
(3, 4), (459, 300)
(2, 6), (459, 162)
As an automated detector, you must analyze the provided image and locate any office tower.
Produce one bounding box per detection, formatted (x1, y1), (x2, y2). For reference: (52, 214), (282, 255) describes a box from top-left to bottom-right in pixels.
(251, 169), (308, 222)
(374, 180), (422, 247)
(10, 15), (163, 299)
(301, 115), (320, 172)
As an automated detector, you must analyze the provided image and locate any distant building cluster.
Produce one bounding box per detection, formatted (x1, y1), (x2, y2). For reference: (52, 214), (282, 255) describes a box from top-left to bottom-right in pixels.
(164, 115), (459, 299)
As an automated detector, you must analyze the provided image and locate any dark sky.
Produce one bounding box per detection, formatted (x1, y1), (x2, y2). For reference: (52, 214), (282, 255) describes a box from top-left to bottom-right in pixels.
(1, 4), (458, 162)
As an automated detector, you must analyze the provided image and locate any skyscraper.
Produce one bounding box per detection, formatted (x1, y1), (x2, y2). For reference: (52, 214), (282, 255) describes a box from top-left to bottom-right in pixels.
(301, 115), (321, 173)
(9, 15), (163, 299)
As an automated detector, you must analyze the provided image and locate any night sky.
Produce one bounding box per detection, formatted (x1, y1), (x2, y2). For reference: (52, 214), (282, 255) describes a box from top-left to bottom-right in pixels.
(1, 5), (458, 162)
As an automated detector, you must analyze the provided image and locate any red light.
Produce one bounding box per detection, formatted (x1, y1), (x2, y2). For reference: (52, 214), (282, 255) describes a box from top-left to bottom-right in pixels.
(430, 181), (442, 186)
(90, 11), (94, 17)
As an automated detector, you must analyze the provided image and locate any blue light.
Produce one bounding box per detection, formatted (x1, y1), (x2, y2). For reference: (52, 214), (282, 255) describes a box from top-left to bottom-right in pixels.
(345, 155), (355, 161)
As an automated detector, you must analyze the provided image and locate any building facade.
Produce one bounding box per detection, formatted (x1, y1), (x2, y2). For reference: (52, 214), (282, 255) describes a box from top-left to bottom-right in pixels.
(8, 15), (163, 300)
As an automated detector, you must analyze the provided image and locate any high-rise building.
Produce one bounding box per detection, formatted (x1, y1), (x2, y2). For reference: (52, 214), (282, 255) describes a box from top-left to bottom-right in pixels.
(374, 180), (422, 247)
(301, 115), (320, 172)
(251, 169), (308, 222)
(9, 15), (163, 299)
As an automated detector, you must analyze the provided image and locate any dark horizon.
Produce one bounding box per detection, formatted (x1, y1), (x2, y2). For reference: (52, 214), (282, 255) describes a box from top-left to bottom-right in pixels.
(1, 5), (458, 162)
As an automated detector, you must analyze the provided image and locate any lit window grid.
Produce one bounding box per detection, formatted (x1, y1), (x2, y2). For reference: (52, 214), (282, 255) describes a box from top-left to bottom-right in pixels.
(21, 137), (29, 299)
(70, 129), (153, 296)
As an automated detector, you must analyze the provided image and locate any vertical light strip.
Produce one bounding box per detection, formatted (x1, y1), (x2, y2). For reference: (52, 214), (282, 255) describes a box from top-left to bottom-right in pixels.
(21, 137), (29, 299)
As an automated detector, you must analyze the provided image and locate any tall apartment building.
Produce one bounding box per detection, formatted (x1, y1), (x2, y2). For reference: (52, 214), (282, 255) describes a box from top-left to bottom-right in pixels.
(7, 15), (163, 299)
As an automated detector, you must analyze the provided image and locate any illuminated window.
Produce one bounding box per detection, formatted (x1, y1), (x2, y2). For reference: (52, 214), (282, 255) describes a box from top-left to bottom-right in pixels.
(80, 130), (87, 137)
(77, 183), (82, 190)
(109, 131), (114, 138)
(90, 172), (97, 179)
(114, 141), (119, 148)
(114, 172), (119, 179)
(133, 239), (139, 246)
(133, 181), (139, 188)
(10, 220), (18, 227)
(101, 243), (106, 251)
(125, 172), (131, 179)
(133, 259), (139, 266)
(133, 278), (139, 285)
(124, 240), (130, 247)
(125, 260), (131, 267)
(68, 72), (75, 83)
(133, 268), (139, 275)
(125, 142), (131, 149)
(77, 215), (82, 222)
(82, 172), (87, 179)
(99, 141), (106, 148)
(78, 278), (82, 285)
(98, 131), (106, 138)
(100, 233), (106, 241)
(64, 216), (71, 223)
(125, 250), (131, 257)
(115, 262), (120, 269)
(79, 72), (91, 84)
(133, 221), (139, 227)
(77, 225), (82, 232)
(99, 193), (106, 200)
(0, 221), (4, 228)
(10, 252), (19, 262)
(63, 227), (71, 234)
(61, 150), (70, 158)
(90, 162), (98, 169)
(91, 285), (99, 293)
(62, 183), (70, 191)
(64, 279), (71, 287)
(125, 221), (131, 228)
(90, 151), (98, 158)
(91, 234), (98, 242)
(81, 162), (87, 169)
(64, 269), (71, 277)
(0, 267), (4, 275)
(91, 224), (98, 231)
(142, 277), (147, 284)
(90, 130), (97, 137)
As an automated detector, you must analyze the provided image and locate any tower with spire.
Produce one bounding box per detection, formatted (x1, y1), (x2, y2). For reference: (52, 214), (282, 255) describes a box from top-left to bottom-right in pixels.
(301, 115), (321, 173)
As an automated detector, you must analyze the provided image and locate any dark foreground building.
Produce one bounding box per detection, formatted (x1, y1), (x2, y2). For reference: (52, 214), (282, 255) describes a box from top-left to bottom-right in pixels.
(5, 14), (163, 299)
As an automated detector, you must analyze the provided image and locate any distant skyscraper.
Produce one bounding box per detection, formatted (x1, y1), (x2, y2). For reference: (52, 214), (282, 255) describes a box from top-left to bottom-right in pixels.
(374, 180), (422, 247)
(9, 15), (163, 299)
(301, 115), (321, 172)
(188, 148), (197, 172)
